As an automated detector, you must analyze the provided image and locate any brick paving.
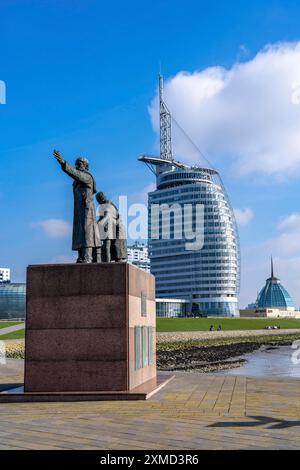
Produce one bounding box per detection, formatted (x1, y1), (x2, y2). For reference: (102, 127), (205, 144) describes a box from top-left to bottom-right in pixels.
(0, 360), (300, 449)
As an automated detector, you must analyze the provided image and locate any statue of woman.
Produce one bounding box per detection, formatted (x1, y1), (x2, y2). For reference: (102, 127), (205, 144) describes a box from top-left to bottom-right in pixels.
(96, 192), (127, 263)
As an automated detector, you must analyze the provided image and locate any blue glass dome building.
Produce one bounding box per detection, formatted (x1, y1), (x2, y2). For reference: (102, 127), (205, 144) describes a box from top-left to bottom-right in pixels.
(256, 259), (294, 310)
(0, 283), (26, 319)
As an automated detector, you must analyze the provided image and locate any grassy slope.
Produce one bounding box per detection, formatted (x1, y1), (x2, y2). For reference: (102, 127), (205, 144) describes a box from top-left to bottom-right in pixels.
(0, 329), (25, 340)
(157, 333), (300, 352)
(157, 317), (300, 332)
(0, 321), (23, 329)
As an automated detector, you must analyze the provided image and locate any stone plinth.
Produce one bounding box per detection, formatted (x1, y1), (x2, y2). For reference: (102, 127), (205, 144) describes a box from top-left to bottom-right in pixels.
(24, 263), (157, 393)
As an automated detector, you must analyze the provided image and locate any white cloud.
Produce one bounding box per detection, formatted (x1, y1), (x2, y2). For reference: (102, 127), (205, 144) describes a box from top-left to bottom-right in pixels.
(31, 219), (72, 238)
(277, 212), (300, 231)
(265, 212), (300, 255)
(129, 183), (156, 205)
(234, 208), (254, 226)
(149, 41), (300, 177)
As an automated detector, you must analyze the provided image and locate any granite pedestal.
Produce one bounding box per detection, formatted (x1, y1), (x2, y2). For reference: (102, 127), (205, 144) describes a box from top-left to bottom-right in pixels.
(14, 263), (171, 401)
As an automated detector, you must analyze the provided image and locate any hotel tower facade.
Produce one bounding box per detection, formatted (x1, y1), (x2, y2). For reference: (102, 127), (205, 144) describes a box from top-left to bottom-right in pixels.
(139, 76), (240, 317)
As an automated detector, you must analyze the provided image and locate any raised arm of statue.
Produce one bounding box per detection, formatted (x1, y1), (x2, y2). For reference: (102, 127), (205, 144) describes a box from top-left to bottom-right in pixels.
(53, 150), (92, 185)
(61, 161), (93, 185)
(53, 149), (65, 165)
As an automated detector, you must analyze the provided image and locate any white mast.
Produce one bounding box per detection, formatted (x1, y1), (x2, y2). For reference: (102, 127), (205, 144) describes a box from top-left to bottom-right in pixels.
(159, 74), (172, 161)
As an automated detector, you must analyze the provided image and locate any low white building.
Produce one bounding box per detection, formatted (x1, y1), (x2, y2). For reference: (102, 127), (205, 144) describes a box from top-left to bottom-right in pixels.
(240, 308), (300, 319)
(0, 268), (10, 283)
(127, 243), (150, 272)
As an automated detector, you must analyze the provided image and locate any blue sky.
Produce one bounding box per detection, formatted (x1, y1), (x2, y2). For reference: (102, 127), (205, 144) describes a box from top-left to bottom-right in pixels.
(1, 0), (300, 307)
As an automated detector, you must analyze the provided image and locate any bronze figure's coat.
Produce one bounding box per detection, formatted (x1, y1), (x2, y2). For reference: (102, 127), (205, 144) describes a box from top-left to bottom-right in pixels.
(53, 150), (100, 263)
(62, 162), (100, 251)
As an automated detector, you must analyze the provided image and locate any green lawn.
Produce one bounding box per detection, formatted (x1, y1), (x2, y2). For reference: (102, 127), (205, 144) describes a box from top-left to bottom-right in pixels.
(156, 317), (300, 332)
(0, 329), (25, 340)
(0, 321), (23, 329)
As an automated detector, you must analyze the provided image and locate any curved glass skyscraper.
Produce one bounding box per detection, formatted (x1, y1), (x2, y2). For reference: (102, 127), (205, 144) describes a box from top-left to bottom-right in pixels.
(139, 76), (240, 317)
(146, 164), (240, 317)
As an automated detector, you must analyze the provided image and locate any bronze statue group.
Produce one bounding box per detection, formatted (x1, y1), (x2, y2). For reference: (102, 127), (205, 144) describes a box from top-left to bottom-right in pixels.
(53, 150), (127, 264)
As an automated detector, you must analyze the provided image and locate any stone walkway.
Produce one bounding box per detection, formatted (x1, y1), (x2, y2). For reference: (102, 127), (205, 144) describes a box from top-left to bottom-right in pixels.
(0, 323), (25, 337)
(157, 328), (300, 343)
(0, 360), (300, 449)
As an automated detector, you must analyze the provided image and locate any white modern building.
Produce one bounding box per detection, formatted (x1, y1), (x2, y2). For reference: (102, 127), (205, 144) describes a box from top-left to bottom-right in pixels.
(139, 76), (240, 317)
(127, 243), (150, 272)
(0, 268), (10, 283)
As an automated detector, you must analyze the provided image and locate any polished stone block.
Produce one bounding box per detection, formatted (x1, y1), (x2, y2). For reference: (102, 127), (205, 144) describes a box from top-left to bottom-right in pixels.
(24, 263), (156, 393)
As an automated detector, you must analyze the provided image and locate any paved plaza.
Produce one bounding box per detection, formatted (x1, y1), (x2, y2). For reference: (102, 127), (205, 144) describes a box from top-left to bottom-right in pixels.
(0, 359), (300, 449)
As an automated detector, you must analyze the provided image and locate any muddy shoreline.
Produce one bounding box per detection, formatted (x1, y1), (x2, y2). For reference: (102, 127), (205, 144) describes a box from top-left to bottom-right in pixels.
(157, 340), (292, 373)
(4, 336), (298, 373)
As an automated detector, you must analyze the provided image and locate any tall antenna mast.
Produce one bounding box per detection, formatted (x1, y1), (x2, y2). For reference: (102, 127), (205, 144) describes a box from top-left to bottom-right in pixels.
(159, 74), (172, 161)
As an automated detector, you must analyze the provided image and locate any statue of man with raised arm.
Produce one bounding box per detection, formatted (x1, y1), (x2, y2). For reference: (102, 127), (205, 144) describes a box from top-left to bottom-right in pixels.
(53, 149), (101, 264)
